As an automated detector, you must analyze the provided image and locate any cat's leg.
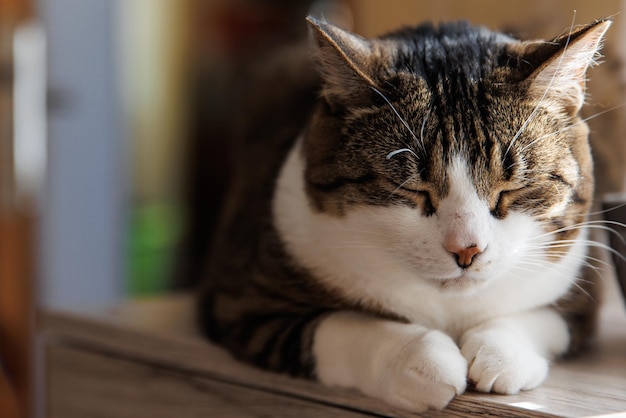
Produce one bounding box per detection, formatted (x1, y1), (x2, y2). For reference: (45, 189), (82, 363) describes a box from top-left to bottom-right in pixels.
(314, 311), (467, 412)
(198, 288), (328, 377)
(459, 307), (569, 394)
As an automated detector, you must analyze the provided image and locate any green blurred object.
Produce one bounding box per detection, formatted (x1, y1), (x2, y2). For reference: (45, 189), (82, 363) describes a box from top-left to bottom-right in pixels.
(128, 204), (183, 296)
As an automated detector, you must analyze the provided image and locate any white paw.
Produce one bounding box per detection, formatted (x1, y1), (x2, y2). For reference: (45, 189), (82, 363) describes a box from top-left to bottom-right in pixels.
(375, 330), (468, 411)
(460, 328), (548, 394)
(314, 315), (467, 412)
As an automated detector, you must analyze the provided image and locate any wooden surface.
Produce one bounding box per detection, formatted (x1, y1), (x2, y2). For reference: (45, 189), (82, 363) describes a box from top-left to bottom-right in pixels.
(47, 345), (369, 418)
(41, 291), (626, 418)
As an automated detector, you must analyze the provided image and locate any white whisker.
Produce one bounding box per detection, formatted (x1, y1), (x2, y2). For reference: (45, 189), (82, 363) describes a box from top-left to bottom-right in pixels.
(514, 256), (598, 300)
(371, 86), (425, 156)
(521, 101), (626, 152)
(532, 220), (626, 241)
(588, 199), (626, 217)
(523, 249), (613, 269)
(388, 174), (419, 198)
(420, 109), (430, 154)
(386, 148), (419, 160)
(540, 239), (625, 261)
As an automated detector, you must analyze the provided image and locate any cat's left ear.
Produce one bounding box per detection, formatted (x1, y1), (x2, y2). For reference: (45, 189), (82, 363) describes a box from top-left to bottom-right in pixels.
(307, 16), (379, 107)
(521, 19), (611, 113)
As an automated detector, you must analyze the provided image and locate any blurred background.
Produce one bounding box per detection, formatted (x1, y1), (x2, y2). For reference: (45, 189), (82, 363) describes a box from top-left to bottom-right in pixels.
(1, 0), (625, 416)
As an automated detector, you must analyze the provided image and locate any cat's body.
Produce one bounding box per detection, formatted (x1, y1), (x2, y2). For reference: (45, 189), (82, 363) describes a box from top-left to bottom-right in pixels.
(198, 18), (610, 411)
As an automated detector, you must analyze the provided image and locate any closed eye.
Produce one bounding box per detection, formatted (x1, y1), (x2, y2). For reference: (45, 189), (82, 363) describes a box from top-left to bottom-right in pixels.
(387, 179), (426, 196)
(491, 191), (506, 218)
(417, 190), (435, 215)
(491, 187), (525, 219)
(386, 177), (420, 194)
(386, 179), (436, 216)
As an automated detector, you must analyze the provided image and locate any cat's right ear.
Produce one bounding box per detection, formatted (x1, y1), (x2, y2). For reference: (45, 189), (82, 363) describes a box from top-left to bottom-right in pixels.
(515, 19), (611, 114)
(307, 16), (378, 108)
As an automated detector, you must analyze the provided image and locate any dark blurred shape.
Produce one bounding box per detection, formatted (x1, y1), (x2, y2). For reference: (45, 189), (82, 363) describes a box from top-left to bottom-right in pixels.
(603, 195), (626, 306)
(174, 0), (323, 288)
(0, 364), (19, 418)
(213, 0), (314, 52)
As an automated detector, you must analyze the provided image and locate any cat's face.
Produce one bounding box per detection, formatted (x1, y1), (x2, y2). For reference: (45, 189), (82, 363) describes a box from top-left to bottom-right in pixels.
(300, 19), (608, 294)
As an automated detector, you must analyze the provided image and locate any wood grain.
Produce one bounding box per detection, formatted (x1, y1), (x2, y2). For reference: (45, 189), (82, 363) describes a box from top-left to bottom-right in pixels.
(41, 293), (626, 418)
(47, 344), (373, 418)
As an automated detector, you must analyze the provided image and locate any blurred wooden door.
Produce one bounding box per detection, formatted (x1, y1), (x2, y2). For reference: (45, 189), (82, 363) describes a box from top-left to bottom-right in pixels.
(0, 215), (32, 418)
(0, 1), (35, 417)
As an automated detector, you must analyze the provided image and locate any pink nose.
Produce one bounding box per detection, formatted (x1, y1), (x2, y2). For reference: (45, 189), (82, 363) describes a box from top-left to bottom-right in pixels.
(444, 242), (483, 268)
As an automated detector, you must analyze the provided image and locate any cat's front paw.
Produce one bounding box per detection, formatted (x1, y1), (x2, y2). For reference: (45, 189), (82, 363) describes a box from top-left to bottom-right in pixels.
(314, 315), (467, 412)
(460, 328), (548, 394)
(377, 330), (468, 411)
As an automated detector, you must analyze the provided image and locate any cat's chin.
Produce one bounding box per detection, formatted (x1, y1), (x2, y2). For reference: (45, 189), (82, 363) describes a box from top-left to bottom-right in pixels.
(435, 275), (486, 295)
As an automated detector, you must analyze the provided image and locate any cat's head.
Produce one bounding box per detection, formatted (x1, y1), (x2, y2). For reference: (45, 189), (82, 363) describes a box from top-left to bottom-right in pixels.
(301, 17), (610, 294)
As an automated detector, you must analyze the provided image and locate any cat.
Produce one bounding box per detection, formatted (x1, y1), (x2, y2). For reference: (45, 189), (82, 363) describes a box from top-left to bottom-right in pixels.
(197, 16), (611, 412)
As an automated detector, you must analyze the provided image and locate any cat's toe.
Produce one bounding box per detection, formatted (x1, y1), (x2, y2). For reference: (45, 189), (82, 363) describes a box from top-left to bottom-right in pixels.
(381, 330), (468, 410)
(461, 329), (548, 394)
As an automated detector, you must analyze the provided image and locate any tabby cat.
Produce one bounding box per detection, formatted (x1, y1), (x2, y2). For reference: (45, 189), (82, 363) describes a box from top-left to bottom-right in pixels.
(198, 16), (611, 412)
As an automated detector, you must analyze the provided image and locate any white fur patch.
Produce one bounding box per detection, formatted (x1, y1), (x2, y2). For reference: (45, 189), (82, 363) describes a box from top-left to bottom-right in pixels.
(314, 311), (467, 411)
(460, 308), (569, 393)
